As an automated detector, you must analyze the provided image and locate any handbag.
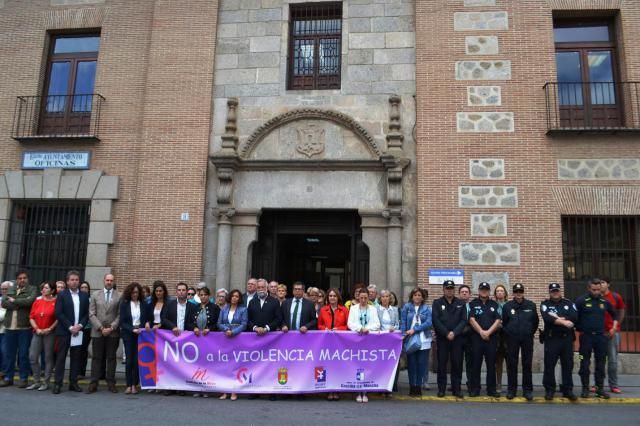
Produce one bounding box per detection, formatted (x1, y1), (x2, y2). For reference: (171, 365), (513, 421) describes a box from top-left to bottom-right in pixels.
(403, 332), (421, 354)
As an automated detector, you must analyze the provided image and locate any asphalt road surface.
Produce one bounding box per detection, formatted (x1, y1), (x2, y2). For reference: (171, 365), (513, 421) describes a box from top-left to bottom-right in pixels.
(1, 388), (640, 426)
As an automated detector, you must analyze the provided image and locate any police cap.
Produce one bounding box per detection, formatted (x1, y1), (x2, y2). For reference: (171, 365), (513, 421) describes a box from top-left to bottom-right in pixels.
(478, 282), (490, 290)
(512, 283), (525, 293)
(442, 280), (455, 288)
(548, 282), (561, 292)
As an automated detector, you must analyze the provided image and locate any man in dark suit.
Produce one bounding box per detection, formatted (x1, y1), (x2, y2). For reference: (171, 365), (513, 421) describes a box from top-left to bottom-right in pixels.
(242, 277), (258, 307)
(53, 270), (90, 394)
(281, 281), (317, 333)
(247, 278), (282, 400)
(161, 282), (197, 336)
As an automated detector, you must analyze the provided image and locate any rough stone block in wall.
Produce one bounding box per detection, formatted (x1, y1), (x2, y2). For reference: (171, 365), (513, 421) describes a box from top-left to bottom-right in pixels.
(471, 214), (507, 236)
(470, 159), (504, 179)
(464, 0), (496, 6)
(467, 86), (501, 106)
(349, 33), (386, 49)
(459, 186), (518, 208)
(454, 12), (508, 31)
(51, 0), (104, 5)
(249, 36), (280, 53)
(457, 112), (514, 132)
(471, 272), (510, 293)
(558, 159), (640, 180)
(455, 61), (511, 80)
(460, 243), (521, 265)
(465, 36), (499, 55)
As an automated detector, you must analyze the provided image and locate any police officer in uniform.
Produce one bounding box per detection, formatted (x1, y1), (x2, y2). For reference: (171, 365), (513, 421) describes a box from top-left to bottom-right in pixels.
(501, 283), (538, 401)
(540, 282), (578, 401)
(575, 278), (618, 399)
(468, 282), (501, 397)
(432, 280), (467, 398)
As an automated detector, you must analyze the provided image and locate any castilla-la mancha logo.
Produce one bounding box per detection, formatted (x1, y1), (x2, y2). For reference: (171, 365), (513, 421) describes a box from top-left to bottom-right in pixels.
(191, 368), (208, 381)
(278, 368), (288, 385)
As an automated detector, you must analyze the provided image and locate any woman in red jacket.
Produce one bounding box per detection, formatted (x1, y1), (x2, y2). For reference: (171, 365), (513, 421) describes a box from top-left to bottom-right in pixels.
(27, 282), (58, 391)
(317, 287), (349, 401)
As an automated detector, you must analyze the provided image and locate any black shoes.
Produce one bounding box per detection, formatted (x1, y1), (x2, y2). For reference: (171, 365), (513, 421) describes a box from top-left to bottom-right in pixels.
(488, 392), (500, 398)
(437, 390), (445, 398)
(69, 383), (83, 392)
(595, 388), (610, 399)
(52, 384), (61, 394)
(545, 390), (554, 401)
(506, 391), (515, 400)
(581, 387), (590, 398)
(523, 391), (533, 402)
(563, 392), (577, 401)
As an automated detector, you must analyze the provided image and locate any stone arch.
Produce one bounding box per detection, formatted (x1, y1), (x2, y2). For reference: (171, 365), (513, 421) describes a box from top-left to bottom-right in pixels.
(238, 108), (382, 159)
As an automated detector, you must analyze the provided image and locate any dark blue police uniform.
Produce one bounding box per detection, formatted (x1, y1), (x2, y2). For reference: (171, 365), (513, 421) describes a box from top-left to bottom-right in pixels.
(468, 296), (501, 397)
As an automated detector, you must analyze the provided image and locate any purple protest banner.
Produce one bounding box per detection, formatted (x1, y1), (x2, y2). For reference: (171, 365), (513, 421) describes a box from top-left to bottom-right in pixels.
(138, 330), (402, 393)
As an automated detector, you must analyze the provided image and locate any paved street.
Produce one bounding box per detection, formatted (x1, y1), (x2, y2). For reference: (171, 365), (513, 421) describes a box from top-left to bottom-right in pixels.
(1, 386), (640, 426)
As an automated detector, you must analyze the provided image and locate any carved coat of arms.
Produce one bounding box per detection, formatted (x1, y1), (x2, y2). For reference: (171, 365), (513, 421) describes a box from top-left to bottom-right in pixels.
(296, 124), (325, 158)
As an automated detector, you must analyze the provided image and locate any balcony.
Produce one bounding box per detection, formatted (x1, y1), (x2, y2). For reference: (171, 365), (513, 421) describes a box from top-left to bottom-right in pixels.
(544, 81), (640, 134)
(12, 94), (105, 142)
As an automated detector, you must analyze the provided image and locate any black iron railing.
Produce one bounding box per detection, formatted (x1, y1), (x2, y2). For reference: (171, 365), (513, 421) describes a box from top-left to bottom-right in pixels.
(544, 81), (640, 133)
(12, 93), (104, 141)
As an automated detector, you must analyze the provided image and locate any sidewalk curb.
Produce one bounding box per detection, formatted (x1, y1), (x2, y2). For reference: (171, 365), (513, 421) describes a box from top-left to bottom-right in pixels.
(391, 395), (640, 404)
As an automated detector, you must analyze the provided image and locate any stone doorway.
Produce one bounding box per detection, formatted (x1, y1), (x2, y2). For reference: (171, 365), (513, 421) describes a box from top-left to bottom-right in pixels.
(251, 209), (369, 298)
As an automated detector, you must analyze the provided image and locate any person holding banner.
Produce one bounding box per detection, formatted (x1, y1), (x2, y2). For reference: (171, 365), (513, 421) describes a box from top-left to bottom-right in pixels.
(377, 289), (400, 398)
(281, 281), (317, 334)
(148, 280), (169, 329)
(186, 286), (220, 337)
(348, 288), (381, 403)
(119, 282), (149, 395)
(217, 289), (247, 401)
(276, 284), (287, 306)
(317, 287), (349, 401)
(401, 288), (433, 397)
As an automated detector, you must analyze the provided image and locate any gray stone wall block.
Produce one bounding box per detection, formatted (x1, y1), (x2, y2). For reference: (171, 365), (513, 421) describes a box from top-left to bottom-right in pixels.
(349, 33), (385, 49)
(459, 186), (518, 208)
(90, 199), (112, 222)
(457, 112), (514, 132)
(225, 83), (280, 97)
(0, 199), (9, 221)
(372, 80), (415, 95)
(0, 219), (8, 242)
(0, 176), (7, 198)
(42, 168), (62, 199)
(85, 243), (109, 267)
(467, 86), (501, 106)
(373, 48), (415, 65)
(261, 0), (281, 8)
(88, 221), (115, 244)
(217, 38), (250, 54)
(24, 175), (43, 199)
(471, 214), (508, 236)
(249, 36), (280, 52)
(241, 0), (262, 9)
(249, 8), (282, 22)
(385, 32), (415, 48)
(470, 158), (505, 179)
(93, 176), (119, 199)
(220, 0), (240, 10)
(216, 54), (239, 70)
(471, 272), (509, 294)
(465, 36), (499, 55)
(454, 12), (509, 31)
(384, 3), (414, 17)
(460, 242), (520, 265)
(51, 0), (105, 5)
(76, 170), (103, 199)
(347, 65), (384, 82)
(237, 52), (280, 68)
(385, 63), (416, 81)
(219, 10), (249, 24)
(59, 175), (81, 199)
(256, 67), (280, 83)
(558, 159), (640, 180)
(84, 266), (112, 289)
(348, 49), (374, 65)
(237, 22), (268, 37)
(216, 68), (257, 85)
(348, 17), (372, 33)
(349, 3), (385, 18)
(464, 0), (496, 6)
(5, 171), (25, 199)
(455, 61), (511, 80)
(217, 23), (238, 39)
(372, 16), (414, 33)
(342, 81), (373, 95)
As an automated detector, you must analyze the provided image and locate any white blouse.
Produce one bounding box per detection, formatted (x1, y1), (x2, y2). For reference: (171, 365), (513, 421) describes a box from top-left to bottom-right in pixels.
(153, 307), (162, 324)
(131, 301), (141, 327)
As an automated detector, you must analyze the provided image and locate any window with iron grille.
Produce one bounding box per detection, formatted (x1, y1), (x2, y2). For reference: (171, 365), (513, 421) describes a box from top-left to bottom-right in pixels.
(4, 201), (90, 285)
(288, 2), (342, 90)
(562, 216), (640, 353)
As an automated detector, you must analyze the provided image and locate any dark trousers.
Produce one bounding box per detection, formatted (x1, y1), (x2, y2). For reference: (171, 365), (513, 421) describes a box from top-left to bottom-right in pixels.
(506, 334), (534, 393)
(55, 335), (82, 386)
(436, 336), (463, 393)
(3, 329), (32, 382)
(579, 333), (607, 388)
(462, 335), (473, 389)
(470, 333), (497, 394)
(407, 349), (428, 387)
(543, 335), (574, 393)
(122, 335), (139, 387)
(90, 335), (119, 385)
(78, 330), (91, 376)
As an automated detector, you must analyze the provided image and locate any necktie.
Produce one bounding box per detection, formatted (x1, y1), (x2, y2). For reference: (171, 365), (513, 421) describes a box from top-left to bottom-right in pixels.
(106, 289), (111, 304)
(292, 299), (299, 330)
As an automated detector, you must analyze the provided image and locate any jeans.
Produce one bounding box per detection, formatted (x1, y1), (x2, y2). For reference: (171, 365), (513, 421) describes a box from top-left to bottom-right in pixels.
(607, 333), (620, 388)
(29, 333), (55, 384)
(3, 329), (32, 382)
(407, 349), (429, 387)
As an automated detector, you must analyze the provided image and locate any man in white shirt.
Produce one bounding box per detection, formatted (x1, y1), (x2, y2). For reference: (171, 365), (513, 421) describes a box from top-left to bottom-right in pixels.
(243, 277), (258, 307)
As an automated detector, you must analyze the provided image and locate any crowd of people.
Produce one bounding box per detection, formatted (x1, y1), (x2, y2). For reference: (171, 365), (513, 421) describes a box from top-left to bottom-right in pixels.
(0, 271), (626, 402)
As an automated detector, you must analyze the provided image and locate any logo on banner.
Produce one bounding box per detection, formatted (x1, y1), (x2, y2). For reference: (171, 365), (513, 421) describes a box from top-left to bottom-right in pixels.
(278, 368), (288, 385)
(314, 367), (326, 383)
(192, 368), (208, 381)
(356, 368), (365, 381)
(236, 367), (252, 385)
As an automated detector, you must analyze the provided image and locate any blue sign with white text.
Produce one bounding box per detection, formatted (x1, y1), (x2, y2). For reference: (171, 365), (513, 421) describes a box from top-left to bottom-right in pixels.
(428, 269), (464, 285)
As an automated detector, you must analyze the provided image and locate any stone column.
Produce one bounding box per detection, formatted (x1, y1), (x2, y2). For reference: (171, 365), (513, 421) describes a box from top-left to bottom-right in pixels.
(215, 209), (235, 290)
(229, 210), (260, 288)
(385, 211), (403, 297)
(360, 210), (388, 287)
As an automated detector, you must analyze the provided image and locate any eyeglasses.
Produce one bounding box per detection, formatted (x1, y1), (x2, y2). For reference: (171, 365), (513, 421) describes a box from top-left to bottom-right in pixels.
(187, 293), (195, 297)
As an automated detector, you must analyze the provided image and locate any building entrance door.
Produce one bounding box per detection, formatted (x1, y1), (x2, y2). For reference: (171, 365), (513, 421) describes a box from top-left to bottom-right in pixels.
(252, 209), (369, 299)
